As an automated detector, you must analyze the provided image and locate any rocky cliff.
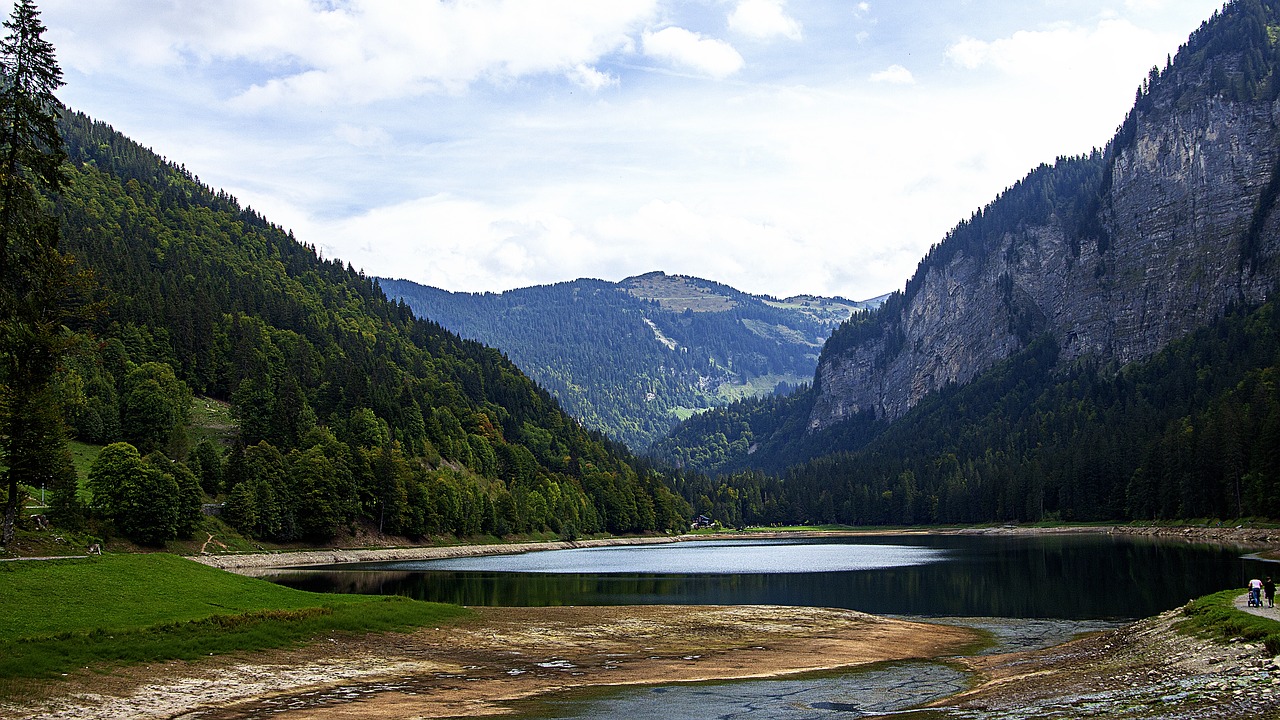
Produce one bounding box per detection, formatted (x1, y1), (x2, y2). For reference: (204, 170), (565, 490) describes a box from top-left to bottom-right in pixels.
(810, 2), (1280, 430)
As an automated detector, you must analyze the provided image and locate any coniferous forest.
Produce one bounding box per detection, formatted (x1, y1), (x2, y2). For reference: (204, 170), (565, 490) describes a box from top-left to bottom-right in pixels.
(662, 303), (1280, 526)
(655, 0), (1280, 528)
(2, 108), (690, 546)
(380, 274), (870, 451)
(6, 0), (1280, 553)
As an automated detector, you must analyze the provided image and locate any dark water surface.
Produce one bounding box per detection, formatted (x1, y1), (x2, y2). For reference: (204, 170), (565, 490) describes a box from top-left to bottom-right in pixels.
(265, 533), (1271, 620)
(253, 534), (1272, 720)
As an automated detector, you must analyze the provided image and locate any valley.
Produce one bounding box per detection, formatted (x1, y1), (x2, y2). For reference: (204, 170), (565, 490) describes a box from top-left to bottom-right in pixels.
(2, 1), (1280, 719)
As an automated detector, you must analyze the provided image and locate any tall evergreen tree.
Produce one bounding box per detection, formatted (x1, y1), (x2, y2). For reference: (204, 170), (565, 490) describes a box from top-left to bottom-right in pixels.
(0, 0), (78, 545)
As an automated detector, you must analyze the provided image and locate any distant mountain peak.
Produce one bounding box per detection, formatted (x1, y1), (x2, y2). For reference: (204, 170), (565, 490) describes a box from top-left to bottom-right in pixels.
(619, 271), (738, 313)
(379, 273), (883, 450)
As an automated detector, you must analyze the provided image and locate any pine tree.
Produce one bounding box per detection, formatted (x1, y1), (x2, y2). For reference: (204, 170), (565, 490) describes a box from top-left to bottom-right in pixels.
(0, 0), (63, 274)
(0, 0), (78, 546)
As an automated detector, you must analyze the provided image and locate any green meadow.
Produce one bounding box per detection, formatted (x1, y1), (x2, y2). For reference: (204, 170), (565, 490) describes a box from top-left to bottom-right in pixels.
(0, 553), (467, 686)
(1178, 589), (1280, 655)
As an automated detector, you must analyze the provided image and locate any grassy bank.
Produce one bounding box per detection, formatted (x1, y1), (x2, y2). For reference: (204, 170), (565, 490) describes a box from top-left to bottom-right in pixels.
(0, 553), (467, 687)
(1177, 589), (1280, 654)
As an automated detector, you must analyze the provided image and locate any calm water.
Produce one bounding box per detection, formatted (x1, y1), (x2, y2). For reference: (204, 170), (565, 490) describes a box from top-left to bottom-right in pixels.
(257, 534), (1273, 720)
(266, 533), (1272, 620)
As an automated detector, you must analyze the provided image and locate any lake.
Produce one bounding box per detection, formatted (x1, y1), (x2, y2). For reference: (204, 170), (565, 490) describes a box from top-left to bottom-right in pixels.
(256, 533), (1271, 719)
(264, 533), (1271, 620)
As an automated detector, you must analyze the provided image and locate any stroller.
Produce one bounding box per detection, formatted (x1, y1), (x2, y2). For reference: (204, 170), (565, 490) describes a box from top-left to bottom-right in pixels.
(1249, 586), (1264, 607)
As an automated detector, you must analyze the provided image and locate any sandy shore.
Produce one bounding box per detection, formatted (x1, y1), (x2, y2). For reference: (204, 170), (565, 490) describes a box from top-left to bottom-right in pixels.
(0, 605), (978, 720)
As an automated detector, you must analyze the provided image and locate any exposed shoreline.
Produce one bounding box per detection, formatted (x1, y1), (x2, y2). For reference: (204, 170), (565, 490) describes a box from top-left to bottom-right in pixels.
(7, 525), (1275, 718)
(0, 605), (980, 720)
(193, 534), (688, 573)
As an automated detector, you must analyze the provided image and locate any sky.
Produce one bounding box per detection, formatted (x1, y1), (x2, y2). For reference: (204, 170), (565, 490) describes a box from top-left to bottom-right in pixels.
(31, 0), (1226, 301)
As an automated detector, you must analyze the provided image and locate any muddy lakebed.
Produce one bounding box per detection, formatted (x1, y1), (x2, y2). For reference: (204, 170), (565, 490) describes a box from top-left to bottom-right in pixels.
(246, 533), (1273, 719)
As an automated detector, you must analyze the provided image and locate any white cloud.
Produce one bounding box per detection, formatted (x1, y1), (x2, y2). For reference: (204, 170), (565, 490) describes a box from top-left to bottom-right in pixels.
(642, 26), (745, 78)
(728, 0), (803, 41)
(37, 0), (1231, 300)
(567, 64), (619, 92)
(945, 36), (989, 70)
(334, 124), (391, 148)
(307, 194), (606, 293)
(46, 0), (660, 108)
(870, 64), (915, 84)
(1124, 0), (1168, 11)
(945, 19), (1164, 81)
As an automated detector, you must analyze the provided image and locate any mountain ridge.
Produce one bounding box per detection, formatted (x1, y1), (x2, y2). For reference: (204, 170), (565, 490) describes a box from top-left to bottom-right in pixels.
(379, 271), (883, 451)
(809, 0), (1280, 432)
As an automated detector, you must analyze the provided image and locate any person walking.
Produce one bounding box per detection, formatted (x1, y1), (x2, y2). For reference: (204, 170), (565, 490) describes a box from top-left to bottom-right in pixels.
(1265, 576), (1276, 609)
(1249, 577), (1264, 607)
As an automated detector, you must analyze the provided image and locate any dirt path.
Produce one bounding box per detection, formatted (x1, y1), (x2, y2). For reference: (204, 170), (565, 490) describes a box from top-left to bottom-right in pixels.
(1235, 591), (1280, 618)
(0, 605), (978, 720)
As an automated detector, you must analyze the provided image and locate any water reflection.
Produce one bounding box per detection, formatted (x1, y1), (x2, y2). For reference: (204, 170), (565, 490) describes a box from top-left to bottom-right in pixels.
(374, 539), (947, 574)
(266, 534), (1268, 620)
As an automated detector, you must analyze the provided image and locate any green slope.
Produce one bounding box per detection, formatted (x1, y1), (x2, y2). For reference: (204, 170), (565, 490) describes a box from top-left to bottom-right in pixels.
(379, 272), (880, 451)
(0, 554), (466, 681)
(42, 112), (688, 542)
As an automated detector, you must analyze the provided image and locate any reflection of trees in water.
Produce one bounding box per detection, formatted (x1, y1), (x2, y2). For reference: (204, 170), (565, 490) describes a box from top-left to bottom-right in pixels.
(266, 536), (1261, 620)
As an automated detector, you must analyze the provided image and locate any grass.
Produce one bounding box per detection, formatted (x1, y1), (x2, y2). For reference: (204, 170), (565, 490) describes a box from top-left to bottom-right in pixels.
(0, 553), (468, 684)
(66, 440), (103, 485)
(1177, 589), (1280, 654)
(714, 373), (809, 403)
(188, 396), (235, 445)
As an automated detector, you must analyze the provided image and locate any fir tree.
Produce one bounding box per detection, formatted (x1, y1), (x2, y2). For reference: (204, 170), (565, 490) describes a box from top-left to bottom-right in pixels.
(0, 0), (79, 545)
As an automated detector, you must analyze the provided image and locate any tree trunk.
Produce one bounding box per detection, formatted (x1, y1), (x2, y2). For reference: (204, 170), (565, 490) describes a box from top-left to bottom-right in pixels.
(2, 481), (17, 545)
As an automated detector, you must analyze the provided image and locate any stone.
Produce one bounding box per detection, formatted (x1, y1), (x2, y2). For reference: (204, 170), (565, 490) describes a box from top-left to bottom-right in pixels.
(809, 53), (1280, 430)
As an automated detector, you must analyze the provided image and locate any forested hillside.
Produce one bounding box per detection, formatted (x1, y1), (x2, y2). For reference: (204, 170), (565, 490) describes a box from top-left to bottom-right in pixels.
(380, 273), (876, 450)
(805, 0), (1280, 432)
(24, 112), (688, 544)
(671, 301), (1280, 526)
(659, 0), (1280, 526)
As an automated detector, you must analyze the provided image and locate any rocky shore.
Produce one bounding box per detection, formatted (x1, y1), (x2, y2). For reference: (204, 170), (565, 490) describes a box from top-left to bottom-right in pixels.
(932, 599), (1279, 719)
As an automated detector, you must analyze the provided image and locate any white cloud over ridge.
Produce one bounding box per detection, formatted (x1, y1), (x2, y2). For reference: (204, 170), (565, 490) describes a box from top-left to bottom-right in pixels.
(945, 18), (1164, 80)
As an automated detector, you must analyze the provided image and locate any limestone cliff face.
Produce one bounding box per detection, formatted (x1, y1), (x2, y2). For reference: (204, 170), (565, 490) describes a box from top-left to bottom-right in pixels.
(810, 47), (1280, 431)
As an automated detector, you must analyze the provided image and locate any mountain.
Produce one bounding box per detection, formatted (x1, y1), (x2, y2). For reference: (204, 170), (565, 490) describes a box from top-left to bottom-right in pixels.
(378, 272), (882, 451)
(810, 1), (1280, 430)
(45, 112), (689, 542)
(655, 0), (1280, 525)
